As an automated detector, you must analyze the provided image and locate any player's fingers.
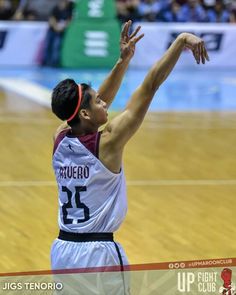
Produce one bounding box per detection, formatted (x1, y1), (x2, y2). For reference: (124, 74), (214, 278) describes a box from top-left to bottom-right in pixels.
(133, 33), (144, 44)
(203, 45), (210, 61)
(121, 20), (130, 40)
(199, 42), (205, 64)
(201, 52), (205, 64)
(125, 20), (132, 37)
(121, 22), (128, 39)
(129, 25), (141, 39)
(193, 47), (200, 64)
(198, 42), (203, 64)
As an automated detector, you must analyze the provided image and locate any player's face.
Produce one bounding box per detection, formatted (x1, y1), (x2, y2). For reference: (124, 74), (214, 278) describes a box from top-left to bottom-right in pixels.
(88, 89), (108, 126)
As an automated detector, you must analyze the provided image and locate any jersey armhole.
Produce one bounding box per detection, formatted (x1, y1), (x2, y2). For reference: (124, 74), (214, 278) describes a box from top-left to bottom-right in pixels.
(95, 131), (102, 159)
(53, 129), (70, 155)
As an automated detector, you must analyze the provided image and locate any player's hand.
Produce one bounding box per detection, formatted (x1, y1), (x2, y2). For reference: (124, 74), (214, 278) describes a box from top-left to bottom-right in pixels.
(119, 20), (144, 62)
(181, 33), (210, 65)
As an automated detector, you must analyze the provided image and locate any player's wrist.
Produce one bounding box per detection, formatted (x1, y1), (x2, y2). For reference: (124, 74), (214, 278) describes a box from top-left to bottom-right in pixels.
(177, 33), (188, 47)
(117, 56), (130, 66)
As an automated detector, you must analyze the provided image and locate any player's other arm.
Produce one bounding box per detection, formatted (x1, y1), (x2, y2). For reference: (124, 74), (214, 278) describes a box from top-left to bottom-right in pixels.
(98, 21), (144, 108)
(105, 33), (209, 148)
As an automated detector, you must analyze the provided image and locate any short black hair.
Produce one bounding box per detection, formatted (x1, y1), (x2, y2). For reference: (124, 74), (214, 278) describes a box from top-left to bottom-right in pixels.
(51, 79), (92, 126)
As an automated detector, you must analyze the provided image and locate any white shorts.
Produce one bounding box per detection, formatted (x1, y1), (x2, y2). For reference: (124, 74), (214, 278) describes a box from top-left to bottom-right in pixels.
(51, 238), (128, 269)
(51, 238), (130, 295)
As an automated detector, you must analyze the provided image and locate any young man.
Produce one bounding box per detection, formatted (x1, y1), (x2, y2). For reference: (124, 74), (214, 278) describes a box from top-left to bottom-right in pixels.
(51, 20), (209, 292)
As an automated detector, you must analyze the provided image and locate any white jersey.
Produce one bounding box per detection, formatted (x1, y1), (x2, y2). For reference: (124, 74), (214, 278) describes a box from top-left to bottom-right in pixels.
(52, 131), (127, 233)
(51, 131), (130, 292)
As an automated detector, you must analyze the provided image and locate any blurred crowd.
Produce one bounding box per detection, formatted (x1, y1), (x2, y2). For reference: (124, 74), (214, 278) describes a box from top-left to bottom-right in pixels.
(117, 0), (236, 23)
(0, 0), (74, 21)
(0, 0), (236, 23)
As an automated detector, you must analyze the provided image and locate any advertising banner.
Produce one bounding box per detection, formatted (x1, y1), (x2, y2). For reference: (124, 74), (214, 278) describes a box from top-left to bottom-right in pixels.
(0, 21), (47, 66)
(1, 21), (236, 69)
(74, 0), (117, 20)
(62, 0), (120, 68)
(61, 20), (120, 68)
(131, 23), (236, 69)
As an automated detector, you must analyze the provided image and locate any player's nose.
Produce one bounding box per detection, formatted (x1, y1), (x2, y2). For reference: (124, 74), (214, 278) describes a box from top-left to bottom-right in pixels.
(102, 100), (107, 109)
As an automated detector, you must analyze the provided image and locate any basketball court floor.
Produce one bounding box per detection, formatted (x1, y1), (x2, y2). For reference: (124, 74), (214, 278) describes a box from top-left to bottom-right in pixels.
(0, 67), (235, 273)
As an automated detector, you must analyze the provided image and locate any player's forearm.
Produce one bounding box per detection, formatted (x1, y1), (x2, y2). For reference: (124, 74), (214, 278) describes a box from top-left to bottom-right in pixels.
(117, 36), (185, 146)
(113, 32), (208, 149)
(98, 57), (130, 107)
(126, 34), (185, 118)
(142, 34), (186, 95)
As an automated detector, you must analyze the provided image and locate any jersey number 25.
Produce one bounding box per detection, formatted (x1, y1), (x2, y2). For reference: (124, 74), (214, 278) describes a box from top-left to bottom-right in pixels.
(62, 186), (90, 224)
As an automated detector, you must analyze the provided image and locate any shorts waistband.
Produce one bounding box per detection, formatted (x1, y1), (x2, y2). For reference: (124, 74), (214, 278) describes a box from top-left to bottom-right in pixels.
(58, 230), (114, 242)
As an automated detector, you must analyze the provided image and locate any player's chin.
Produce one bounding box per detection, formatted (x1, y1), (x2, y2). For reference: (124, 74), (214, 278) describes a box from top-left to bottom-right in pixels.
(103, 116), (108, 124)
(104, 111), (108, 121)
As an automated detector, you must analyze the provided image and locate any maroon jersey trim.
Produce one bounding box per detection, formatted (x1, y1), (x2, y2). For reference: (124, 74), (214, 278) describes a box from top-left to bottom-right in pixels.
(95, 132), (101, 158)
(53, 129), (101, 158)
(53, 129), (69, 155)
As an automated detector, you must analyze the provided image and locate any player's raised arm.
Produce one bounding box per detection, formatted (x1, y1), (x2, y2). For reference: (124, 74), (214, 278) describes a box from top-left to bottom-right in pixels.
(104, 33), (209, 148)
(52, 21), (143, 142)
(98, 20), (144, 107)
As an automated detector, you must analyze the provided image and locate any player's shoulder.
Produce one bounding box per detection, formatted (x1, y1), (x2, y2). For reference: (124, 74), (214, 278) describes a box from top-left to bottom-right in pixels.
(53, 128), (70, 155)
(100, 109), (130, 146)
(54, 128), (70, 141)
(53, 123), (70, 142)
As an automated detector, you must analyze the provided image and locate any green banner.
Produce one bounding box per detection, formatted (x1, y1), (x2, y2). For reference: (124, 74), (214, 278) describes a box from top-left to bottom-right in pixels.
(74, 0), (117, 20)
(61, 20), (120, 68)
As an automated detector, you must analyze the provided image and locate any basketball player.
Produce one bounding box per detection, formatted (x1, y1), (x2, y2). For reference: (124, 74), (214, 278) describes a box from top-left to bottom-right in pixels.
(50, 20), (209, 294)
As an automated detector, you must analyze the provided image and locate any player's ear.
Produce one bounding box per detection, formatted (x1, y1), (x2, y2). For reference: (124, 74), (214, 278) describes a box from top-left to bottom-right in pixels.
(79, 109), (90, 120)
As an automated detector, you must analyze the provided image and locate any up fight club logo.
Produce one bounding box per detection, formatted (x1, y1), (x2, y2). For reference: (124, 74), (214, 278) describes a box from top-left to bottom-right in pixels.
(177, 267), (236, 293)
(219, 268), (236, 295)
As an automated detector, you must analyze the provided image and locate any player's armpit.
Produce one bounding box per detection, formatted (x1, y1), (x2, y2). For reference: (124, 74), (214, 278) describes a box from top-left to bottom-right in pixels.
(101, 84), (154, 151)
(102, 108), (140, 150)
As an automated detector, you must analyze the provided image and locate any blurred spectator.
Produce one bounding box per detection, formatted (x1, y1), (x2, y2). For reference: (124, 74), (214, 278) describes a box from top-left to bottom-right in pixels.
(138, 0), (163, 22)
(163, 0), (183, 22)
(202, 0), (216, 9)
(178, 0), (207, 22)
(13, 0), (60, 21)
(41, 0), (73, 67)
(229, 1), (236, 23)
(13, 3), (37, 20)
(230, 9), (236, 22)
(116, 0), (140, 23)
(158, 0), (172, 10)
(206, 0), (230, 22)
(176, 0), (187, 4)
(0, 0), (14, 20)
